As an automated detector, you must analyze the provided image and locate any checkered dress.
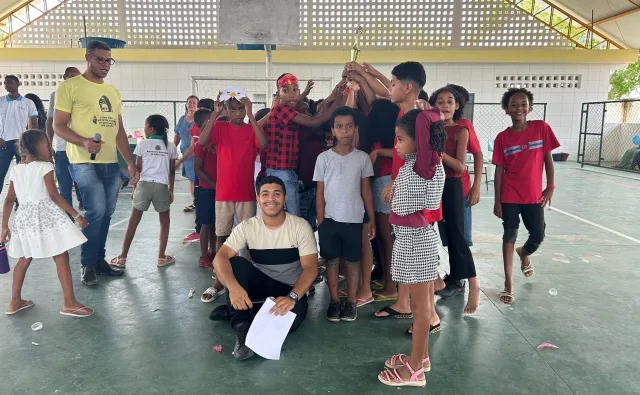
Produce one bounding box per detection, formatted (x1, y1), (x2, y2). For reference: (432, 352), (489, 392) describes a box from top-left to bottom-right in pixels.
(265, 104), (300, 170)
(390, 154), (445, 284)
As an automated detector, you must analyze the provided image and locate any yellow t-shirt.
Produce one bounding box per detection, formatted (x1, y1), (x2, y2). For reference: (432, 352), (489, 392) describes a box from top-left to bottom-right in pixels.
(54, 75), (123, 164)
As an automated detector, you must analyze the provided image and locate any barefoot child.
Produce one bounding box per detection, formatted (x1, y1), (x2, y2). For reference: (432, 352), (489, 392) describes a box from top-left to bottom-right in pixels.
(110, 115), (177, 268)
(2, 130), (92, 317)
(314, 106), (375, 323)
(430, 85), (480, 314)
(378, 109), (446, 387)
(493, 88), (559, 304)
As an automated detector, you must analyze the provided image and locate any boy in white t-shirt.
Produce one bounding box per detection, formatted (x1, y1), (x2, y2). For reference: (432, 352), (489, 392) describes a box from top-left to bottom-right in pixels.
(110, 115), (178, 268)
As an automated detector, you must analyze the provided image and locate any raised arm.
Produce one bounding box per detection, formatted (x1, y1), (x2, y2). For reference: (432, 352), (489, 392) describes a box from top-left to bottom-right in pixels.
(198, 101), (224, 147)
(241, 98), (267, 149)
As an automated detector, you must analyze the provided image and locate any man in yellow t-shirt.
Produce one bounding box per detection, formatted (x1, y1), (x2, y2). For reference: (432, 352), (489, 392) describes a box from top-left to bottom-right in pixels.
(53, 40), (139, 288)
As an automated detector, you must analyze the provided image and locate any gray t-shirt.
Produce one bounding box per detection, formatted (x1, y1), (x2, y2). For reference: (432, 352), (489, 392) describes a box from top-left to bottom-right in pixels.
(313, 148), (374, 223)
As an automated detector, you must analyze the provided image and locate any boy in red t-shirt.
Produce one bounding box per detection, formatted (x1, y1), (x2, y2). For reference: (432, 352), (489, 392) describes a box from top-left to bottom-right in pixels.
(199, 96), (267, 250)
(492, 88), (559, 304)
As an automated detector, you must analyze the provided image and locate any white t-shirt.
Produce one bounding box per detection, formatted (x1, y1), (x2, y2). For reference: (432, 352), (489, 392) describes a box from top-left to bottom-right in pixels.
(0, 95), (38, 141)
(48, 91), (67, 152)
(133, 138), (177, 185)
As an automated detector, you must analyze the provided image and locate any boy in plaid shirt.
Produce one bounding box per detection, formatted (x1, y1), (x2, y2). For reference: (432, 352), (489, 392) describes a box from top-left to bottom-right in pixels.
(262, 73), (340, 216)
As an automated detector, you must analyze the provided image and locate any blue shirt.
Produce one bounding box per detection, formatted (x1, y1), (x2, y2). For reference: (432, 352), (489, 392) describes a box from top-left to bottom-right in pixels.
(175, 115), (195, 154)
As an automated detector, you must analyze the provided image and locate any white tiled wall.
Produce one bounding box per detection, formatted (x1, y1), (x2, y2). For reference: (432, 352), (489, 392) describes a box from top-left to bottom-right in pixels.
(0, 60), (623, 156)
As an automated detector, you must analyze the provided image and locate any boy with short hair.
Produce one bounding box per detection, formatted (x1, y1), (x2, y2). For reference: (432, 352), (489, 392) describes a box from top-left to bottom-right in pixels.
(493, 88), (559, 305)
(261, 73), (340, 216)
(314, 106), (375, 322)
(372, 62), (439, 321)
(199, 95), (267, 251)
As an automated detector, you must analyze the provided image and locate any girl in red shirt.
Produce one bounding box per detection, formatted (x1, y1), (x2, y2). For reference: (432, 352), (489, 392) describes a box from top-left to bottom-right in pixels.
(492, 88), (559, 304)
(430, 86), (480, 315)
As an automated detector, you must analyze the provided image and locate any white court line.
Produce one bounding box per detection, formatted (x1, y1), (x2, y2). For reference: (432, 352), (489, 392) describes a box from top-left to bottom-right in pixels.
(109, 218), (130, 229)
(546, 206), (640, 245)
(480, 196), (640, 245)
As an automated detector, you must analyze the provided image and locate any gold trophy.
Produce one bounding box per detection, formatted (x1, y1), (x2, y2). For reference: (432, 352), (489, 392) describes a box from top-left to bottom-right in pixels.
(350, 26), (363, 62)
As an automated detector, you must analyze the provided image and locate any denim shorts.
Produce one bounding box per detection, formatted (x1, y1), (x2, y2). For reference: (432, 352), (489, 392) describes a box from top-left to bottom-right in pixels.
(439, 197), (473, 247)
(372, 175), (391, 214)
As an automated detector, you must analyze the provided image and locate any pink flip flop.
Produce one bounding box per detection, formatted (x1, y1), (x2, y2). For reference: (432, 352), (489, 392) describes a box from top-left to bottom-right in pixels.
(5, 300), (34, 315)
(60, 306), (94, 318)
(356, 296), (374, 307)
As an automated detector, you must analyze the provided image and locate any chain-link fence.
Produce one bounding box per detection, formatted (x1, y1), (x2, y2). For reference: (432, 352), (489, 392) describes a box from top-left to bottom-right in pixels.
(464, 103), (547, 158)
(578, 99), (640, 172)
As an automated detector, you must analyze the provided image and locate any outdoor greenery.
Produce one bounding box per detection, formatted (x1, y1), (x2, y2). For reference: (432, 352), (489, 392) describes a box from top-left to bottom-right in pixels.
(609, 56), (640, 100)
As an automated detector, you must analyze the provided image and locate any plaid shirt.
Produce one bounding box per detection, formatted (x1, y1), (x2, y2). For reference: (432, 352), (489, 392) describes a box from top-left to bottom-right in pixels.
(265, 104), (300, 170)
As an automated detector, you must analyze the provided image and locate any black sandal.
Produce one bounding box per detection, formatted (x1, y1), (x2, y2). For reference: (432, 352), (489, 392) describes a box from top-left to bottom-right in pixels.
(373, 306), (413, 320)
(406, 323), (441, 336)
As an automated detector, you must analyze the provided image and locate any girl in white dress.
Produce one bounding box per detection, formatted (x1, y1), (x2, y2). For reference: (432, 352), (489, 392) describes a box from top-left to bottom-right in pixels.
(1, 130), (93, 317)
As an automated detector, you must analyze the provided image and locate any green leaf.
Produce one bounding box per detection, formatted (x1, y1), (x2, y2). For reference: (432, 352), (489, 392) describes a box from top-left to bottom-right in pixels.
(609, 55), (640, 100)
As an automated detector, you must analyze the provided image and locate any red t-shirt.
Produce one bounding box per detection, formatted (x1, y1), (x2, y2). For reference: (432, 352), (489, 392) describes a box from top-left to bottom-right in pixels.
(211, 121), (260, 201)
(372, 141), (392, 177)
(456, 119), (482, 196)
(265, 103), (300, 170)
(391, 109), (442, 223)
(189, 124), (201, 145)
(193, 143), (217, 189)
(492, 120), (560, 204)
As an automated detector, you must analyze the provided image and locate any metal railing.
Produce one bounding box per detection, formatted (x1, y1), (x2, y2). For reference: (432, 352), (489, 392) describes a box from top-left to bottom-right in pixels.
(578, 99), (640, 172)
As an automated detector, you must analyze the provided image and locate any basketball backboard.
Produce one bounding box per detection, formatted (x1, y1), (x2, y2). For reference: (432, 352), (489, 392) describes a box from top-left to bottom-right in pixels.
(218, 0), (301, 45)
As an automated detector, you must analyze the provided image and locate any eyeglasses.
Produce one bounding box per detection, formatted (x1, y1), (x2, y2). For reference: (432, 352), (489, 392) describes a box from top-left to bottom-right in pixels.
(89, 53), (116, 65)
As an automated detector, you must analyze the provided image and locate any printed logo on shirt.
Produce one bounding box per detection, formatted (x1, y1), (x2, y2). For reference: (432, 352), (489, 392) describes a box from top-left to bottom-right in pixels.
(155, 145), (161, 150)
(504, 139), (543, 156)
(91, 96), (117, 128)
(98, 96), (113, 112)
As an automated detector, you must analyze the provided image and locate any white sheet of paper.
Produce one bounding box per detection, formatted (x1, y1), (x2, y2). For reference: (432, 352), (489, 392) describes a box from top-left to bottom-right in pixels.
(245, 298), (296, 360)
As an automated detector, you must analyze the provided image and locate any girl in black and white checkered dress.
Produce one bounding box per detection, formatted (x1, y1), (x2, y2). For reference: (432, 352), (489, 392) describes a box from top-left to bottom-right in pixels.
(378, 108), (446, 388)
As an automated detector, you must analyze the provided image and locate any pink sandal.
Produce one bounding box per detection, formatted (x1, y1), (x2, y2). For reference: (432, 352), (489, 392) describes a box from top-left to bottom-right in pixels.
(384, 353), (430, 371)
(378, 360), (426, 387)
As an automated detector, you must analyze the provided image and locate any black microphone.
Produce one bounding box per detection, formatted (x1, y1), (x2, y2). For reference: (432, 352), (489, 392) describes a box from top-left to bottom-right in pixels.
(90, 133), (101, 160)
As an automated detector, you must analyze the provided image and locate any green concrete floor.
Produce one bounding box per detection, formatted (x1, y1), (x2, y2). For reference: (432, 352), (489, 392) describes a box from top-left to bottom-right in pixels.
(1, 162), (639, 395)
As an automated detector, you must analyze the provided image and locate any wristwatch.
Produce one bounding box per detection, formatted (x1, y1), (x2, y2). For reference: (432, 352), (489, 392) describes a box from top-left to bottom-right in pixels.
(288, 291), (299, 303)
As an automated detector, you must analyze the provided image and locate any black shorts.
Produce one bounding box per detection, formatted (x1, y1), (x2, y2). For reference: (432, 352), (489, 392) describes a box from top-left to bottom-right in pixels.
(195, 187), (215, 226)
(318, 218), (363, 262)
(501, 203), (545, 237)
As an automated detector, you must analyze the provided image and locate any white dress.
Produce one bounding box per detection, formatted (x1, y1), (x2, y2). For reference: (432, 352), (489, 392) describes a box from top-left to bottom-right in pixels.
(7, 162), (87, 259)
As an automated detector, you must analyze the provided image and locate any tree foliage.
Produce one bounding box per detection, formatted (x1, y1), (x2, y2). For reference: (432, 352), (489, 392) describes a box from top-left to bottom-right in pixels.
(609, 56), (640, 100)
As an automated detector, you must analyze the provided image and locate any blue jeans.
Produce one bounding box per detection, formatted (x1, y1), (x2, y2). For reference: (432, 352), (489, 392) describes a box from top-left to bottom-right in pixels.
(0, 140), (20, 195)
(55, 151), (83, 210)
(266, 169), (300, 216)
(69, 163), (121, 266)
